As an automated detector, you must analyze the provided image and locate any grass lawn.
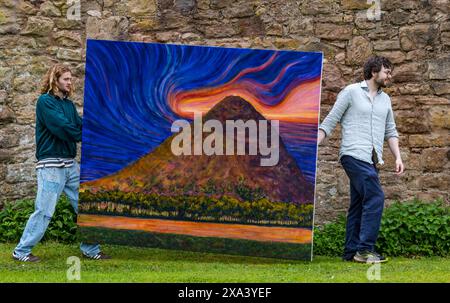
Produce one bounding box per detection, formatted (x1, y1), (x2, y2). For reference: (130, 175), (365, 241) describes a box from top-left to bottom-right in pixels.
(0, 242), (449, 283)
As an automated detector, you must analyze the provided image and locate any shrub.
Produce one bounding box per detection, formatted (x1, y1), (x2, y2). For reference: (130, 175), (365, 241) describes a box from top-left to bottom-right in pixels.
(313, 215), (346, 257)
(313, 198), (450, 257)
(377, 198), (450, 256)
(0, 195), (78, 243)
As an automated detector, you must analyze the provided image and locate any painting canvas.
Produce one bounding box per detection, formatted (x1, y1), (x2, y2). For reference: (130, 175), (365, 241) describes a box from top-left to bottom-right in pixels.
(78, 39), (323, 260)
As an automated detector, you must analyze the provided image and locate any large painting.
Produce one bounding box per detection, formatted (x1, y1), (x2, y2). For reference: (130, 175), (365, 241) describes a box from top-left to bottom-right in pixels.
(78, 39), (323, 260)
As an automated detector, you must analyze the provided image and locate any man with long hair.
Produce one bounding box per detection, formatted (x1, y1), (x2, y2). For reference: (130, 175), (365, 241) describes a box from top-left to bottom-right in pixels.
(12, 64), (110, 262)
(318, 56), (404, 263)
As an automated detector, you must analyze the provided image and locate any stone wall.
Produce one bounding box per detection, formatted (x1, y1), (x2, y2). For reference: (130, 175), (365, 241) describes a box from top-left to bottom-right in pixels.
(0, 0), (448, 224)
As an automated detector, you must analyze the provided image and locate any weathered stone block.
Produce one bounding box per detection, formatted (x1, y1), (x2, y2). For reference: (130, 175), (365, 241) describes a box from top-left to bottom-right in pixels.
(21, 16), (54, 36)
(419, 173), (450, 190)
(0, 105), (15, 124)
(430, 0), (450, 13)
(405, 152), (423, 171)
(222, 4), (254, 18)
(381, 0), (419, 11)
(0, 90), (7, 105)
(54, 18), (82, 30)
(395, 110), (430, 134)
(315, 23), (353, 40)
(127, 0), (157, 17)
(422, 148), (449, 172)
(346, 36), (372, 65)
(86, 16), (129, 40)
(431, 82), (450, 95)
(392, 63), (425, 83)
(415, 191), (448, 204)
(154, 31), (180, 42)
(40, 1), (62, 17)
(405, 49), (428, 62)
(399, 24), (439, 51)
(11, 92), (39, 108)
(298, 41), (338, 60)
(409, 134), (449, 147)
(428, 107), (450, 129)
(441, 21), (450, 32)
(391, 95), (416, 110)
(197, 21), (238, 38)
(273, 38), (300, 50)
(375, 51), (405, 64)
(53, 30), (82, 48)
(5, 164), (36, 183)
(387, 9), (410, 25)
(56, 48), (82, 62)
(195, 8), (221, 20)
(428, 57), (450, 80)
(286, 17), (314, 35)
(442, 32), (450, 46)
(373, 40), (401, 51)
(0, 23), (19, 34)
(158, 10), (192, 30)
(384, 185), (407, 201)
(129, 18), (159, 32)
(210, 0), (234, 9)
(398, 83), (432, 95)
(301, 0), (340, 15)
(16, 0), (39, 15)
(322, 63), (346, 92)
(416, 95), (450, 106)
(342, 0), (371, 9)
(12, 72), (37, 93)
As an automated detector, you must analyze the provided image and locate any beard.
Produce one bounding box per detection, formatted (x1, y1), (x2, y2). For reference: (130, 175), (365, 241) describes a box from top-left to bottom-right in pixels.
(375, 77), (388, 88)
(57, 85), (70, 95)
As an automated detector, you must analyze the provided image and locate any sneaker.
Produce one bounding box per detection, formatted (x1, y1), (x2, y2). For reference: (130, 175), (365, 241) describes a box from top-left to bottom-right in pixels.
(12, 252), (40, 262)
(82, 252), (111, 260)
(353, 250), (388, 264)
(342, 254), (355, 262)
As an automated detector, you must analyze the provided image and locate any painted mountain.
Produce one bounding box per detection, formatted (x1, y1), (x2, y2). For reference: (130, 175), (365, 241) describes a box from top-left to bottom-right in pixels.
(81, 96), (314, 204)
(78, 40), (323, 260)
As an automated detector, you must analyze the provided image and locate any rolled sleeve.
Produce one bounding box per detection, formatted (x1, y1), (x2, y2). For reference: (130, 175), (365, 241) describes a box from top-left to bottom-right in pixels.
(319, 88), (351, 137)
(384, 106), (399, 141)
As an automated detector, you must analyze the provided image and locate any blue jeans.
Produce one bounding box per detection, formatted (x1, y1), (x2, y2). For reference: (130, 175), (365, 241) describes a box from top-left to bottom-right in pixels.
(340, 155), (385, 258)
(14, 163), (100, 257)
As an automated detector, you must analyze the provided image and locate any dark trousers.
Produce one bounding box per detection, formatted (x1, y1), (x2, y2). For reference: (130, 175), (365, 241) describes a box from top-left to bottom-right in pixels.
(340, 155), (385, 259)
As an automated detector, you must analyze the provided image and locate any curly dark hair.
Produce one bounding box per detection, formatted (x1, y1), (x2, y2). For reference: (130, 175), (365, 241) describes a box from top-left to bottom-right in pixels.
(363, 56), (393, 80)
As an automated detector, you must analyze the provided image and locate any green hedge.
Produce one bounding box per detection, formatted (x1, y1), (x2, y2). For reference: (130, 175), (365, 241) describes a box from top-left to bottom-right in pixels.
(0, 195), (77, 243)
(314, 198), (450, 257)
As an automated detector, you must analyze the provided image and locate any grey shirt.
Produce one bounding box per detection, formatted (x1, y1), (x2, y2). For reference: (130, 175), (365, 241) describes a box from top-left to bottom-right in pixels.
(319, 80), (399, 165)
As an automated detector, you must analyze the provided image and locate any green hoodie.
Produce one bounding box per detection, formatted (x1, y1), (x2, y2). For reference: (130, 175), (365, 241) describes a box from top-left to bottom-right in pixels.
(35, 93), (82, 161)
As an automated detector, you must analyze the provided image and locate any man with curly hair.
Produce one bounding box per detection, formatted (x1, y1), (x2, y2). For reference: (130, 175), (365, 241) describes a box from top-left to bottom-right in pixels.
(318, 56), (405, 263)
(12, 64), (111, 262)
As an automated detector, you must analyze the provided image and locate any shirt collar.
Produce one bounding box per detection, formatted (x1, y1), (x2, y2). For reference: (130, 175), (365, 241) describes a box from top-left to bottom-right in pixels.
(50, 92), (67, 100)
(360, 80), (382, 95)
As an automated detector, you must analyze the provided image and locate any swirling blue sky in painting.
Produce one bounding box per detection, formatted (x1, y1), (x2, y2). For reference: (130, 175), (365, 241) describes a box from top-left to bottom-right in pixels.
(81, 40), (323, 184)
